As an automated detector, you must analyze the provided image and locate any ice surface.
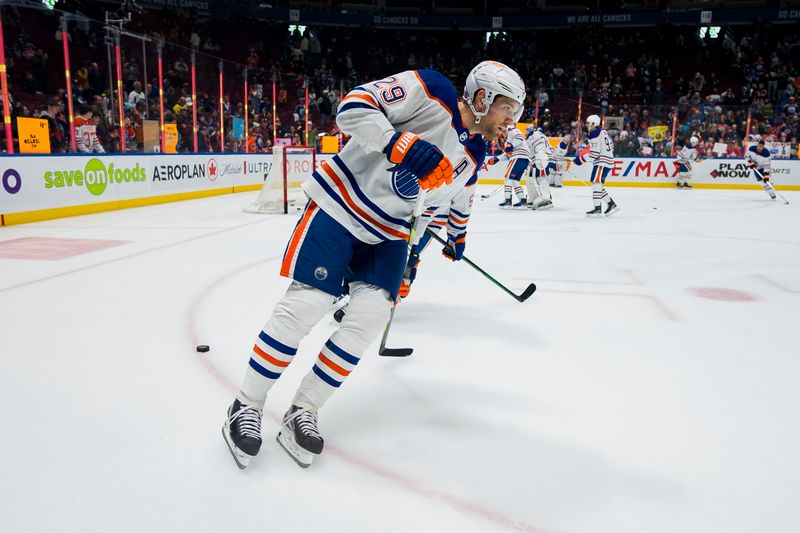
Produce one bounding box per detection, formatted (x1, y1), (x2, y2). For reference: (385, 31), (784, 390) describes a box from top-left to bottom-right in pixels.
(1, 185), (798, 533)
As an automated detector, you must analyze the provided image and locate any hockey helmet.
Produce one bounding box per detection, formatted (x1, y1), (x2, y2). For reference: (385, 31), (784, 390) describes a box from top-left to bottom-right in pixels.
(463, 61), (526, 124)
(585, 114), (601, 130)
(690, 135), (699, 146)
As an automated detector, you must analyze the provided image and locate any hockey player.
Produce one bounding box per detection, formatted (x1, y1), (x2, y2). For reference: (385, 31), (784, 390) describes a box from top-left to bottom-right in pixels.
(223, 61), (525, 469)
(525, 126), (553, 210)
(675, 136), (699, 189)
(550, 134), (570, 187)
(573, 114), (619, 217)
(745, 139), (778, 200)
(487, 124), (531, 209)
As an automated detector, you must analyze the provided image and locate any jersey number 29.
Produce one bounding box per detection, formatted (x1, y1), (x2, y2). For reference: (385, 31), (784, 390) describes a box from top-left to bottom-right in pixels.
(373, 77), (407, 105)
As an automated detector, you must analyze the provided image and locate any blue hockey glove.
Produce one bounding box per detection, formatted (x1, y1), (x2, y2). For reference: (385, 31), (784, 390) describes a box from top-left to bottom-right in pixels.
(442, 232), (466, 261)
(385, 131), (453, 190)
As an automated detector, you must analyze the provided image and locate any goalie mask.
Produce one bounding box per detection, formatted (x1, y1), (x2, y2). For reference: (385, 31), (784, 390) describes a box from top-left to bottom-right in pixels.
(463, 61), (526, 124)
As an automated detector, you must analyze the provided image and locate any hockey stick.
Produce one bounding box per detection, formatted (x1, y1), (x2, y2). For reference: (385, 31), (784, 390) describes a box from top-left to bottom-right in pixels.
(565, 167), (591, 187)
(425, 228), (537, 303)
(378, 189), (428, 357)
(768, 182), (790, 205)
(480, 184), (504, 200)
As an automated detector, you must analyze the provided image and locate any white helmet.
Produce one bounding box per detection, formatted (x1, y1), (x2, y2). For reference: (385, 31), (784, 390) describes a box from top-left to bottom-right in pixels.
(585, 114), (601, 130)
(463, 61), (526, 124)
(690, 136), (699, 146)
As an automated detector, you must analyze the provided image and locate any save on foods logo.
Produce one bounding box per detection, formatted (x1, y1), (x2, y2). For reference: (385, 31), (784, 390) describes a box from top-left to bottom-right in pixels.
(44, 159), (146, 196)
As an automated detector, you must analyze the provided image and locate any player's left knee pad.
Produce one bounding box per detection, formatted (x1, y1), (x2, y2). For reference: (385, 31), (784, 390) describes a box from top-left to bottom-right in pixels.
(332, 282), (392, 353)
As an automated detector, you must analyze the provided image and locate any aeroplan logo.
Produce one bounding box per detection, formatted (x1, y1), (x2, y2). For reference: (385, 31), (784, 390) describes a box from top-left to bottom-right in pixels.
(44, 159), (146, 196)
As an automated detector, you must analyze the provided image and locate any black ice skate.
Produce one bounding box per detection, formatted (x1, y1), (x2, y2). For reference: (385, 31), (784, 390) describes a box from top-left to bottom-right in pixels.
(682, 182), (693, 189)
(277, 405), (324, 468)
(498, 198), (513, 209)
(222, 399), (263, 469)
(513, 198), (528, 209)
(676, 182), (684, 188)
(586, 205), (603, 218)
(604, 200), (620, 216)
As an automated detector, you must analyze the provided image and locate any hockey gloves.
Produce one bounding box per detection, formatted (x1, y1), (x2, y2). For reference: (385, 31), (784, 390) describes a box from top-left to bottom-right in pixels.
(442, 232), (466, 261)
(385, 131), (453, 190)
(487, 156), (500, 165)
(572, 156), (583, 166)
(399, 253), (421, 299)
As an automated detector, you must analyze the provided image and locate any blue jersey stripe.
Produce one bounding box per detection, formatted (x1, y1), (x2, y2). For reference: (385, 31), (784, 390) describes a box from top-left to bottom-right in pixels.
(249, 358), (281, 379)
(324, 339), (361, 365)
(311, 171), (389, 242)
(313, 364), (342, 388)
(339, 102), (382, 114)
(258, 331), (297, 356)
(332, 155), (411, 229)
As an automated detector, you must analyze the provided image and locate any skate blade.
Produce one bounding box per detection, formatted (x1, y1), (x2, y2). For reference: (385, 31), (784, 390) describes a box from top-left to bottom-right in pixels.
(604, 206), (620, 217)
(586, 212), (603, 218)
(221, 425), (253, 470)
(498, 206), (514, 210)
(276, 431), (315, 469)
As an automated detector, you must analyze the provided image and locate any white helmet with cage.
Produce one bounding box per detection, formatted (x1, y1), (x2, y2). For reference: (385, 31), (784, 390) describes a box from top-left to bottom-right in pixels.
(585, 114), (601, 130)
(463, 61), (526, 124)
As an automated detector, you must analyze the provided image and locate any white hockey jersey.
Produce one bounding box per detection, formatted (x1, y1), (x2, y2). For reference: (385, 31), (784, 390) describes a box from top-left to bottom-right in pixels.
(745, 145), (771, 171)
(525, 129), (550, 168)
(676, 144), (698, 168)
(419, 172), (476, 239)
(579, 128), (614, 168)
(551, 139), (569, 164)
(504, 128), (532, 162)
(305, 69), (485, 245)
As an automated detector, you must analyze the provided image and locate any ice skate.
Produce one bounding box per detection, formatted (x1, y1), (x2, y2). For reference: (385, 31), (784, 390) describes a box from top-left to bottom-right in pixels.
(498, 198), (513, 210)
(513, 198), (528, 210)
(277, 405), (324, 468)
(586, 206), (603, 218)
(222, 399), (263, 469)
(604, 200), (619, 216)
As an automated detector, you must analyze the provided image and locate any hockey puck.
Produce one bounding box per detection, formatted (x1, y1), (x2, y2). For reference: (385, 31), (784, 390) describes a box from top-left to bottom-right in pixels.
(196, 345), (210, 353)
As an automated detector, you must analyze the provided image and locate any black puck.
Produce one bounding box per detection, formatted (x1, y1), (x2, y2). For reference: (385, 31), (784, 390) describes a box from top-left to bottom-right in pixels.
(196, 345), (210, 353)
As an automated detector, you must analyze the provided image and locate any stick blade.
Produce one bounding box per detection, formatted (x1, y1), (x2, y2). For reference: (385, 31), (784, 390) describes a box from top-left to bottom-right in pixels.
(516, 283), (537, 302)
(379, 347), (414, 357)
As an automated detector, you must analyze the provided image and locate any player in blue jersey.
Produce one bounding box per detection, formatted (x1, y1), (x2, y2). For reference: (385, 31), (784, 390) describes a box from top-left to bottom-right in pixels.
(573, 114), (619, 217)
(222, 61), (526, 469)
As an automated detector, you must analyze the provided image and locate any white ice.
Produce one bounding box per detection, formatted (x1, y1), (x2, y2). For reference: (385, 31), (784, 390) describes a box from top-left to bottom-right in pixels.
(1, 185), (799, 533)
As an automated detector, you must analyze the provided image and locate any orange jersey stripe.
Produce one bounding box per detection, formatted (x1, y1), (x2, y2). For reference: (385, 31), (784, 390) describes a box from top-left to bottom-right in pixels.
(253, 344), (290, 368)
(280, 202), (318, 277)
(319, 353), (351, 377)
(342, 93), (380, 109)
(449, 213), (468, 225)
(320, 162), (409, 240)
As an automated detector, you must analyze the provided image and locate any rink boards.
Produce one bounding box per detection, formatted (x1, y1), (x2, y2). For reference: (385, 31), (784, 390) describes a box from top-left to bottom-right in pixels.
(1, 153), (799, 225)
